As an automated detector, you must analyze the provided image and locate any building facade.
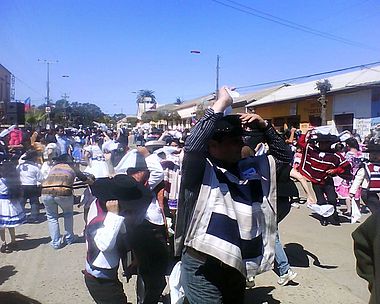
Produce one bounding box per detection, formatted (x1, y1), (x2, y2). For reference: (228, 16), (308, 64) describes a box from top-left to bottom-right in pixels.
(0, 64), (12, 121)
(246, 66), (380, 138)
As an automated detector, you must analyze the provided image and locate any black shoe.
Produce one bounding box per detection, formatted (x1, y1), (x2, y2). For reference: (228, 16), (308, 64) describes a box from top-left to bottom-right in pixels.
(330, 220), (341, 226)
(361, 206), (370, 214)
(329, 214), (341, 226)
(321, 218), (329, 226)
(0, 243), (6, 253)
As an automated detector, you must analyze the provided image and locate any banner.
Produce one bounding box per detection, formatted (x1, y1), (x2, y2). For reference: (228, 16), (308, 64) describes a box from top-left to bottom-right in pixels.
(353, 118), (371, 139)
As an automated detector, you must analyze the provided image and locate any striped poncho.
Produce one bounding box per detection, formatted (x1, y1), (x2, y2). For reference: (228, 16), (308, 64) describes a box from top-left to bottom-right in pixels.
(184, 155), (277, 277)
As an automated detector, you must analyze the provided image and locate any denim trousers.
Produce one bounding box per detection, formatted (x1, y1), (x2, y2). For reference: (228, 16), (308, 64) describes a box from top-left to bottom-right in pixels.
(275, 231), (290, 276)
(41, 194), (74, 248)
(180, 251), (245, 304)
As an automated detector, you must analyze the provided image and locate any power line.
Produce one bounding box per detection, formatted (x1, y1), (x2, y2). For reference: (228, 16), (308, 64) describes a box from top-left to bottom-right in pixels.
(235, 60), (380, 90)
(13, 75), (45, 99)
(210, 0), (379, 51)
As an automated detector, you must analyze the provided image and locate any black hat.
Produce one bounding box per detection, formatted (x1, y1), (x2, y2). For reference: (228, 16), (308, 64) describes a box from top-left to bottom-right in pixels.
(52, 153), (74, 163)
(310, 133), (340, 143)
(211, 115), (244, 141)
(365, 140), (380, 153)
(90, 174), (152, 212)
(22, 150), (38, 161)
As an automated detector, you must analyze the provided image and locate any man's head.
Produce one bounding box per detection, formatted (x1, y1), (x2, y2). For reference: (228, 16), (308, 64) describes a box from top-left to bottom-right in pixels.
(128, 169), (150, 185)
(208, 115), (245, 165)
(367, 139), (380, 163)
(311, 134), (340, 152)
(115, 149), (150, 184)
(56, 126), (64, 136)
(345, 137), (359, 151)
(90, 174), (151, 214)
(369, 151), (380, 163)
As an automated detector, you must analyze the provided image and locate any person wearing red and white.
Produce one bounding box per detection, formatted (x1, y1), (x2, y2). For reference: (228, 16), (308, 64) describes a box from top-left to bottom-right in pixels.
(350, 140), (380, 214)
(298, 131), (351, 226)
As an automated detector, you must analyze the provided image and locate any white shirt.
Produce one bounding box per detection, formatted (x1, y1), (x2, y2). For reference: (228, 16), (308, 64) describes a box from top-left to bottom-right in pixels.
(17, 161), (43, 186)
(145, 154), (165, 225)
(350, 167), (369, 195)
(86, 202), (126, 278)
(145, 197), (165, 226)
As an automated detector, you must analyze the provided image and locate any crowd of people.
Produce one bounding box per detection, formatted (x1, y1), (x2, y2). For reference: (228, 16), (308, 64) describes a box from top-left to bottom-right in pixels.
(0, 87), (379, 303)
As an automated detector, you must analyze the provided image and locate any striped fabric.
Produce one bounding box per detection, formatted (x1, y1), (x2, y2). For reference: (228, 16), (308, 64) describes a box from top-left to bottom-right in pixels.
(0, 212), (26, 227)
(364, 163), (380, 192)
(41, 163), (76, 196)
(299, 144), (349, 184)
(184, 155), (277, 278)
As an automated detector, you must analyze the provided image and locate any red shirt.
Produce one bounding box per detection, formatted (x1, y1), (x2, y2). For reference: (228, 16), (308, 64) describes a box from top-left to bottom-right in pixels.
(298, 134), (351, 184)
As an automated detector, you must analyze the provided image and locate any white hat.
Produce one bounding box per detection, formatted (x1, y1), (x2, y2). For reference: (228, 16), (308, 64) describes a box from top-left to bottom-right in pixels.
(114, 149), (148, 174)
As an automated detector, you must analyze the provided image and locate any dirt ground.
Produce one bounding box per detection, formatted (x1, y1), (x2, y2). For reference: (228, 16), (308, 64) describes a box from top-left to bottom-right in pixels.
(0, 201), (371, 304)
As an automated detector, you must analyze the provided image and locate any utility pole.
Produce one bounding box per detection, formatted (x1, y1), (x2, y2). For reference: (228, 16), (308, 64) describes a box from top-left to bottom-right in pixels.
(38, 59), (58, 128)
(216, 55), (220, 99)
(62, 93), (69, 127)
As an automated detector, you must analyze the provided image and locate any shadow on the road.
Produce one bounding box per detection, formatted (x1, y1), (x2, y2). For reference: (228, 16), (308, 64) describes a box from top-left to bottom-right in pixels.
(0, 291), (42, 303)
(284, 243), (338, 269)
(309, 213), (351, 225)
(15, 233), (28, 239)
(0, 265), (17, 286)
(58, 210), (81, 218)
(244, 286), (280, 304)
(16, 236), (51, 251)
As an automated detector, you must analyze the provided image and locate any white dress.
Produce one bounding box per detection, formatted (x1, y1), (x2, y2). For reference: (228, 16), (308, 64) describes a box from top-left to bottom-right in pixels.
(84, 146), (110, 178)
(0, 178), (26, 227)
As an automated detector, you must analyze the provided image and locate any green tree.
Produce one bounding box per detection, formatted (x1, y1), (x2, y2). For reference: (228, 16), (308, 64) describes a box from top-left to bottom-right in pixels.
(48, 99), (106, 128)
(195, 103), (206, 119)
(25, 107), (47, 128)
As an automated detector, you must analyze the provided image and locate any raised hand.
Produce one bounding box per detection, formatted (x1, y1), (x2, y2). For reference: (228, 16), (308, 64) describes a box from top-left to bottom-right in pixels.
(212, 86), (234, 113)
(106, 200), (119, 214)
(239, 113), (268, 129)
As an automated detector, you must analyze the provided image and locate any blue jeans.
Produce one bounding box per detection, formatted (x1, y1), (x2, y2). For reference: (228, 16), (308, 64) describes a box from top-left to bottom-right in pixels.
(275, 231), (290, 276)
(180, 251), (245, 304)
(41, 195), (74, 248)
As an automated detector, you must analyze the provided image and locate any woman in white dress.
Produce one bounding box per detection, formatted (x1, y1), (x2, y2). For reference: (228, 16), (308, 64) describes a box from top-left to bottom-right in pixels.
(83, 145), (110, 179)
(0, 160), (26, 253)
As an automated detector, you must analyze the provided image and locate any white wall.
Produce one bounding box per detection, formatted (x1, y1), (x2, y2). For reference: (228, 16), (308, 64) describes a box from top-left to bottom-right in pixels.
(333, 89), (371, 118)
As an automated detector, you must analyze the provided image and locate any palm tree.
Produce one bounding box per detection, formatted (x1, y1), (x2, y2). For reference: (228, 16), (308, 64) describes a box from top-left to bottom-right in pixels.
(316, 79), (332, 126)
(136, 90), (156, 104)
(25, 107), (47, 128)
(136, 90), (156, 113)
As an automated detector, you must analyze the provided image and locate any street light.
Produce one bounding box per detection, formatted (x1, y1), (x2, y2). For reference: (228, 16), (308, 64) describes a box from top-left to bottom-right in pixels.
(190, 51), (220, 99)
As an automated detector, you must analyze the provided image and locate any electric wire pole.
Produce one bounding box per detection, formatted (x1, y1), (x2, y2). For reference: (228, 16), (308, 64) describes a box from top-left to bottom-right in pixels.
(38, 59), (58, 128)
(216, 55), (220, 99)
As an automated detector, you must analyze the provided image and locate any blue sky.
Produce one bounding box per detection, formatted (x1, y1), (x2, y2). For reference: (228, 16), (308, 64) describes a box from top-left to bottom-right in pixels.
(1, 0), (379, 115)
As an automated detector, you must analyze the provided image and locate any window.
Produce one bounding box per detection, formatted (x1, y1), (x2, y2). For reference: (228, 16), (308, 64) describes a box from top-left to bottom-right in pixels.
(334, 113), (353, 133)
(309, 115), (321, 127)
(272, 116), (300, 129)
